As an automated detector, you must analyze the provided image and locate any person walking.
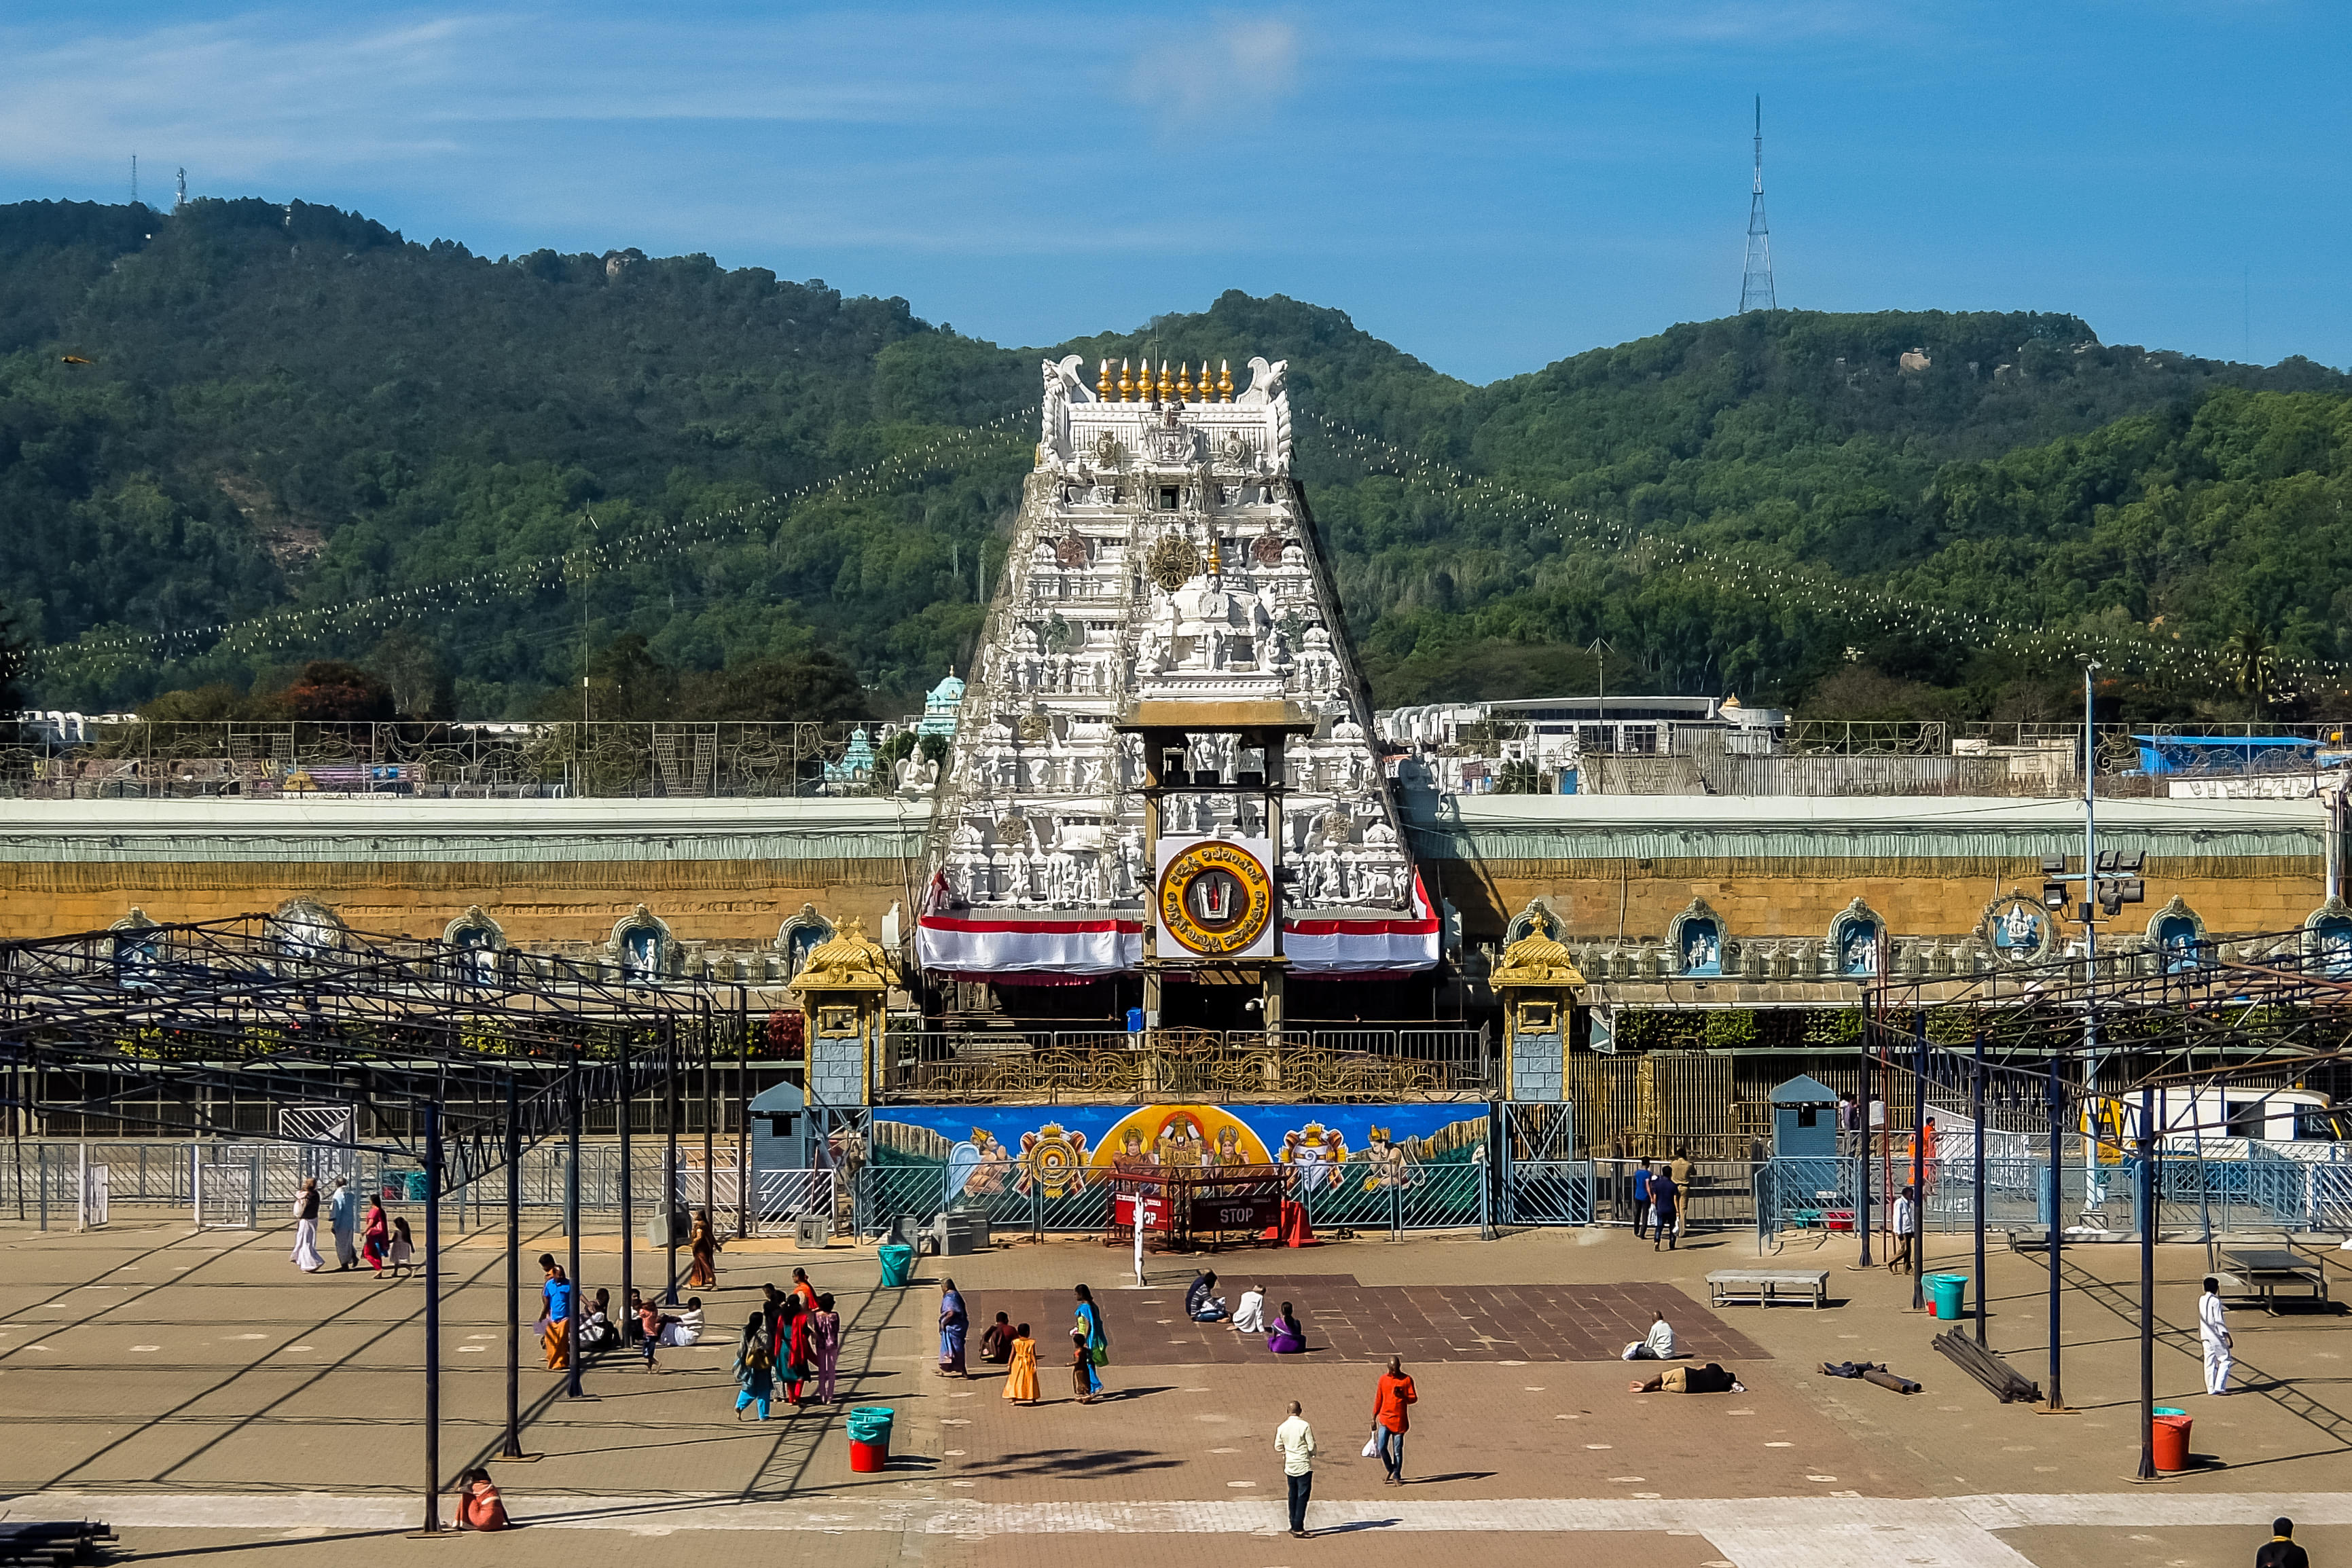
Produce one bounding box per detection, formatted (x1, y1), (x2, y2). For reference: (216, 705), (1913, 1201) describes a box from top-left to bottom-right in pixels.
(1002, 1321), (1040, 1405)
(2256, 1516), (2311, 1568)
(1889, 1183), (1917, 1274)
(1371, 1357), (1417, 1485)
(1073, 1283), (1108, 1400)
(362, 1197), (390, 1275)
(328, 1177), (359, 1271)
(538, 1254), (571, 1370)
(1631, 1159), (1653, 1239)
(810, 1293), (842, 1404)
(1669, 1149), (1694, 1239)
(687, 1209), (719, 1290)
(635, 1290), (664, 1372)
(2200, 1276), (2233, 1396)
(1649, 1168), (1678, 1252)
(291, 1178), (323, 1273)
(733, 1312), (774, 1421)
(388, 1216), (415, 1277)
(939, 1278), (970, 1378)
(782, 1294), (813, 1408)
(1273, 1400), (1317, 1538)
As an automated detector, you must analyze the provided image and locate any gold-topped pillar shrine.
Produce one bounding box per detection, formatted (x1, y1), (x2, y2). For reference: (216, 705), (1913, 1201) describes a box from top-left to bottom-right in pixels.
(1493, 913), (1585, 1102)
(787, 917), (897, 1109)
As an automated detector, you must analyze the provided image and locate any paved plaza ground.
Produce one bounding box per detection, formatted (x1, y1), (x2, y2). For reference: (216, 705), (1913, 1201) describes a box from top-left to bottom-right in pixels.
(3, 1210), (2349, 1567)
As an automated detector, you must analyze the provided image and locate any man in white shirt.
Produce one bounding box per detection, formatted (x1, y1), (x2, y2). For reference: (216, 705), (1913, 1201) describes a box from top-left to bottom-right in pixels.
(1273, 1400), (1316, 1538)
(2199, 1276), (2232, 1395)
(1231, 1283), (1267, 1334)
(659, 1296), (704, 1347)
(1887, 1184), (1917, 1273)
(1621, 1311), (1676, 1361)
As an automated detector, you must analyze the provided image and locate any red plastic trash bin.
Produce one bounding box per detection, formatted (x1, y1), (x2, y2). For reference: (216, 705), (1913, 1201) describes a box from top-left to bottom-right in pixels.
(2150, 1411), (2192, 1472)
(849, 1439), (888, 1473)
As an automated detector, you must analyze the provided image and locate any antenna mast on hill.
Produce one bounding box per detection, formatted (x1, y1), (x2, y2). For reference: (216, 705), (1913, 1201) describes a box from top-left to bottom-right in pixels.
(1739, 97), (1776, 314)
(175, 168), (187, 214)
(130, 153), (138, 208)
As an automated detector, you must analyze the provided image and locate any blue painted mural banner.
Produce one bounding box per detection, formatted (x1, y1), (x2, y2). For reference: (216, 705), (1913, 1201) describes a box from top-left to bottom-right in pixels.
(870, 1103), (1490, 1205)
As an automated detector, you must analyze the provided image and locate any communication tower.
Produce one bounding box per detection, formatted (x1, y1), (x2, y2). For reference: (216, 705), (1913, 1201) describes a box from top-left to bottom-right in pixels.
(175, 168), (187, 214)
(1739, 97), (1776, 314)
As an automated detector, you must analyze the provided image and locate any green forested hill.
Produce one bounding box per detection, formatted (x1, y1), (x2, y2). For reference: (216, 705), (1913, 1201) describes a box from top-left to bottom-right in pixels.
(3, 196), (2345, 721)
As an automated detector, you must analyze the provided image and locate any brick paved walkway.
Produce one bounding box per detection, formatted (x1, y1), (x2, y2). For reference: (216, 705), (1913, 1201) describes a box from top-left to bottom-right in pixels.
(970, 1279), (1767, 1364)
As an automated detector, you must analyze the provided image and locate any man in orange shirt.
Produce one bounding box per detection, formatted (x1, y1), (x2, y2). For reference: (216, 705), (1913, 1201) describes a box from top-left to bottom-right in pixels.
(1371, 1355), (1418, 1485)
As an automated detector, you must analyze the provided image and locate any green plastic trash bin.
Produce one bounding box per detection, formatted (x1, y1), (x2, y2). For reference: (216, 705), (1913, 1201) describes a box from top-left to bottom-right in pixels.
(878, 1243), (916, 1289)
(1927, 1273), (1968, 1319)
(403, 1170), (429, 1203)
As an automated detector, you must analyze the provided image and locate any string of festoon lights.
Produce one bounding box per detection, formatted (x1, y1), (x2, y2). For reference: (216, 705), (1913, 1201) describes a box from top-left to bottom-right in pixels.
(1299, 410), (2352, 693)
(29, 403), (1046, 677)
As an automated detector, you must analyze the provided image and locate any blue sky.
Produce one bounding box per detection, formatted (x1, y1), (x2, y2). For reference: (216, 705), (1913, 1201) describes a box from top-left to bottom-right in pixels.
(3, 2), (2345, 384)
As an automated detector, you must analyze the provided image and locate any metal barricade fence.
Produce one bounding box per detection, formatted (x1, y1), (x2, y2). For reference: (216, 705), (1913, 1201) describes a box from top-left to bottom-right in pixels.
(1502, 1161), (1593, 1227)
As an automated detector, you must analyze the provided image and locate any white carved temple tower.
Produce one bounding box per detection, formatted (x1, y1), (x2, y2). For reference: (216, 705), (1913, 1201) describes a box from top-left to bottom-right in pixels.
(915, 354), (1436, 1020)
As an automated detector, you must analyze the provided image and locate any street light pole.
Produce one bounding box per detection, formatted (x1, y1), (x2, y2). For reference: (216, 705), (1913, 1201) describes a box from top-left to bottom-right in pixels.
(2137, 1082), (2158, 1480)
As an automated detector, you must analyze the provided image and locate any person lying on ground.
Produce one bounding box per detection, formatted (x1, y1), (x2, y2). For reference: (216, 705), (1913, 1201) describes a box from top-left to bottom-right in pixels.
(1630, 1362), (1743, 1394)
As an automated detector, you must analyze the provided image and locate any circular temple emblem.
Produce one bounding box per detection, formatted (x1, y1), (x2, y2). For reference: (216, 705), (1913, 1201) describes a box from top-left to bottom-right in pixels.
(1157, 840), (1275, 957)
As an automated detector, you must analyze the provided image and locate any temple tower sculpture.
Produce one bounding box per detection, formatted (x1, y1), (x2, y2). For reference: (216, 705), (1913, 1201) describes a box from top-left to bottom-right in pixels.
(917, 355), (1436, 1013)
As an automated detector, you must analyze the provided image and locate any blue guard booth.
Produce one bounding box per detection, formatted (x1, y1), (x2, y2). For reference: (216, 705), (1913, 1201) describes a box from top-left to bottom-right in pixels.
(1770, 1074), (1839, 1161)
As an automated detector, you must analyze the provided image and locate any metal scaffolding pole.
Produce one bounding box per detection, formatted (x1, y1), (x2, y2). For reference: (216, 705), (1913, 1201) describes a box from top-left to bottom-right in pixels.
(564, 1058), (583, 1400)
(2045, 1052), (2067, 1411)
(501, 1070), (524, 1459)
(2137, 1082), (2158, 1480)
(619, 1028), (634, 1336)
(1972, 1029), (1989, 1347)
(420, 1101), (444, 1534)
(664, 1023), (681, 1305)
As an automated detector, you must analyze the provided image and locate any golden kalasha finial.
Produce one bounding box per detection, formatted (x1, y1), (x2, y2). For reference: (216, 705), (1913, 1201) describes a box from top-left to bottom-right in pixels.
(1157, 361), (1174, 401)
(1176, 363), (1194, 401)
(1217, 359), (1233, 400)
(1206, 532), (1223, 575)
(1118, 359), (1134, 401)
(1200, 363), (1215, 402)
(1096, 359), (1112, 400)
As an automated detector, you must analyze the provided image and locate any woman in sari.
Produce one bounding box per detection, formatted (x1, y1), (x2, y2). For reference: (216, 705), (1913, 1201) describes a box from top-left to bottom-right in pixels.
(938, 1279), (969, 1379)
(789, 1267), (819, 1315)
(1001, 1321), (1039, 1405)
(782, 1295), (812, 1408)
(686, 1210), (719, 1290)
(1267, 1301), (1306, 1355)
(1072, 1284), (1107, 1402)
(362, 1198), (390, 1275)
(810, 1292), (842, 1404)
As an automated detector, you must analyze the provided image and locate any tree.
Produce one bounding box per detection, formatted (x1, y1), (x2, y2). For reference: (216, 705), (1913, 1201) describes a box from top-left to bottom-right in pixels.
(679, 651), (869, 722)
(276, 661), (395, 721)
(2227, 626), (2280, 712)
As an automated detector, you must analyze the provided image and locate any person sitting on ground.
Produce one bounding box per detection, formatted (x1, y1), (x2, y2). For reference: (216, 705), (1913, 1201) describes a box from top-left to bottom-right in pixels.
(1631, 1362), (1743, 1395)
(1622, 1311), (1676, 1361)
(1187, 1269), (1229, 1322)
(1231, 1283), (1267, 1334)
(582, 1288), (619, 1353)
(454, 1467), (508, 1531)
(1267, 1301), (1307, 1355)
(659, 1296), (704, 1347)
(979, 1311), (1016, 1364)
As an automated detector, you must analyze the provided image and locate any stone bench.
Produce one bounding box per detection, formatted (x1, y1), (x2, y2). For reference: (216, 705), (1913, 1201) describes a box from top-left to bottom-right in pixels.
(1707, 1269), (1830, 1309)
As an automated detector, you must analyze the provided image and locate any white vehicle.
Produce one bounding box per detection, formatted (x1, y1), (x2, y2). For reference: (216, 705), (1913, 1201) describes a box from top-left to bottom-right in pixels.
(2090, 1086), (2344, 1151)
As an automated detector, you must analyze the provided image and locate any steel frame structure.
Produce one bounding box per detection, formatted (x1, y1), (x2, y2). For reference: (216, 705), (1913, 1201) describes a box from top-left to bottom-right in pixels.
(0, 913), (757, 1533)
(1858, 926), (2351, 1479)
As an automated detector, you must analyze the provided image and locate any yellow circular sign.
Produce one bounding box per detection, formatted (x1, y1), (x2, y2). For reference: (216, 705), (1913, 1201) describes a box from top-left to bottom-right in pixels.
(1157, 840), (1275, 957)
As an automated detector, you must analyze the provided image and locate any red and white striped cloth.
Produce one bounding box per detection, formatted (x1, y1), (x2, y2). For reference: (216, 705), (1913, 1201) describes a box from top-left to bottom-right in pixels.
(914, 871), (1439, 979)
